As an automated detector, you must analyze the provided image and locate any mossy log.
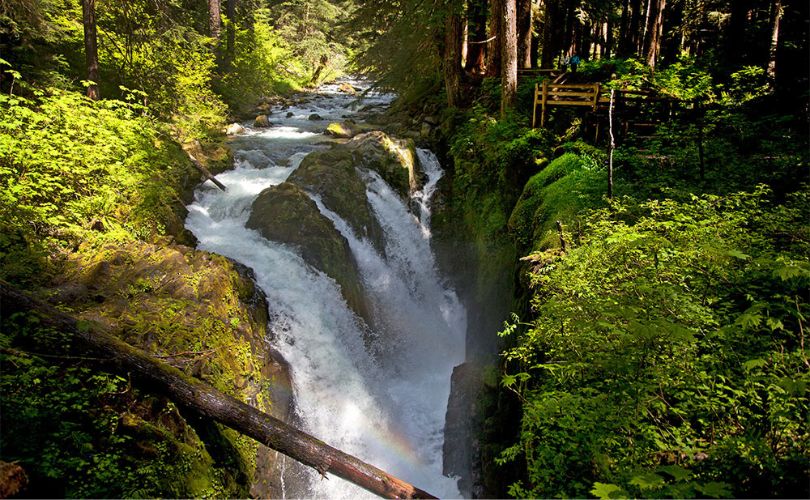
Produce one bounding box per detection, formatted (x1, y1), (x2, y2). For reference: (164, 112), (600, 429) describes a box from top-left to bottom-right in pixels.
(186, 152), (227, 192)
(0, 281), (436, 499)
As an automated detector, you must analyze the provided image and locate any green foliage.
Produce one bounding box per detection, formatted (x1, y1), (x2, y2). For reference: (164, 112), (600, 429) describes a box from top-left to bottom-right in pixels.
(217, 8), (302, 114)
(268, 0), (354, 82)
(0, 88), (190, 282)
(499, 187), (810, 498)
(653, 56), (716, 101)
(349, 0), (446, 94)
(0, 315), (245, 498)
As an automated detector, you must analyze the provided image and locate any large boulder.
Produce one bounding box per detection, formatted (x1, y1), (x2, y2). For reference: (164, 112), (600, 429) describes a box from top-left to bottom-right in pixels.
(254, 115), (271, 127)
(50, 241), (296, 498)
(344, 131), (422, 199)
(226, 122), (245, 136)
(246, 183), (372, 325)
(288, 145), (386, 253)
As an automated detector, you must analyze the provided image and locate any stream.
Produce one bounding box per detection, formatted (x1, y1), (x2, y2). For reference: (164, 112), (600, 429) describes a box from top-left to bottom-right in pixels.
(184, 81), (467, 498)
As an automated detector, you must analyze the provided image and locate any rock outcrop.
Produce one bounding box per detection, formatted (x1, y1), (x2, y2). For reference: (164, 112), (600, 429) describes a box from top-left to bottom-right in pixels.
(288, 146), (386, 253)
(444, 362), (485, 499)
(51, 241), (296, 498)
(343, 131), (422, 198)
(254, 115), (271, 127)
(246, 183), (372, 326)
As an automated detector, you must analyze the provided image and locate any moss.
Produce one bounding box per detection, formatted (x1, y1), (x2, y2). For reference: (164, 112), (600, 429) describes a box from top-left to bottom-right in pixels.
(289, 147), (386, 251)
(31, 240), (290, 497)
(508, 153), (608, 250)
(246, 182), (373, 326)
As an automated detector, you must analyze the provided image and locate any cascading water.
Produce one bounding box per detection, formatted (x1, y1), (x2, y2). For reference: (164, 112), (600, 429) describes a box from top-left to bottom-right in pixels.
(185, 80), (467, 498)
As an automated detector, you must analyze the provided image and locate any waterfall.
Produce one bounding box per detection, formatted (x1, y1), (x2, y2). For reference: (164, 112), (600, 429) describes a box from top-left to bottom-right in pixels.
(185, 80), (465, 498)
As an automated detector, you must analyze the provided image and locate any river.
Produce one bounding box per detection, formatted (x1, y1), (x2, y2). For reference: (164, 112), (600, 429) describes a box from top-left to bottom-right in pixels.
(184, 80), (467, 498)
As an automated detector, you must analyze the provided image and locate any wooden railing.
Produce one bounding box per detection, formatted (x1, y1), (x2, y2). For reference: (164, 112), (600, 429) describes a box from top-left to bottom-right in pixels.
(532, 81), (601, 128)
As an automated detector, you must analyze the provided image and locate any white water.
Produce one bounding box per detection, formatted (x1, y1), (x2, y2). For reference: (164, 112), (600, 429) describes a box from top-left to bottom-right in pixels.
(185, 80), (466, 498)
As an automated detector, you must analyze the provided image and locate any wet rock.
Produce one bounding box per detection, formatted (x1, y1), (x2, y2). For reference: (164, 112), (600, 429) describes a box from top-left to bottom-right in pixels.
(344, 131), (421, 198)
(246, 183), (373, 325)
(226, 123), (246, 135)
(420, 122), (433, 139)
(325, 122), (354, 138)
(444, 362), (485, 498)
(287, 145), (388, 254)
(338, 82), (357, 95)
(286, 111), (294, 118)
(324, 120), (370, 139)
(254, 115), (271, 127)
(308, 113), (323, 121)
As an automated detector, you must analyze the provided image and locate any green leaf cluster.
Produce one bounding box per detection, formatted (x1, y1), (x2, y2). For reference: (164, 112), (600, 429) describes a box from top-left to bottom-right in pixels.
(0, 89), (190, 282)
(499, 187), (810, 498)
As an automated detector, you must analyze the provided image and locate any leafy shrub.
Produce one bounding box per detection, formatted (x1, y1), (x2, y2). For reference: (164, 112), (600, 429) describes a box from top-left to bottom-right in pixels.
(0, 88), (191, 281)
(499, 187), (810, 498)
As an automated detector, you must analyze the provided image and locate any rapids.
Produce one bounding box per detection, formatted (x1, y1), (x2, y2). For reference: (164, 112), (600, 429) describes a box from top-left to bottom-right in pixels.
(185, 80), (466, 498)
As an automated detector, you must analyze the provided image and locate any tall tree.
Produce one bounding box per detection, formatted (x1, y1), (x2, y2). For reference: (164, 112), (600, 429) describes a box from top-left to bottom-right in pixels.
(224, 0), (237, 69)
(486, 0), (504, 76)
(726, 0), (751, 66)
(501, 0), (517, 116)
(644, 0), (665, 70)
(767, 0), (783, 83)
(517, 0), (533, 68)
(540, 0), (562, 67)
(628, 0), (642, 55)
(81, 0), (99, 99)
(444, 1), (465, 106)
(209, 0), (222, 42)
(465, 0), (489, 73)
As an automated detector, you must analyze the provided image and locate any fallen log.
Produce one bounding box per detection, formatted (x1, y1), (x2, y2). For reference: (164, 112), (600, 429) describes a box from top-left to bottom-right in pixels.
(186, 152), (227, 192)
(0, 281), (436, 499)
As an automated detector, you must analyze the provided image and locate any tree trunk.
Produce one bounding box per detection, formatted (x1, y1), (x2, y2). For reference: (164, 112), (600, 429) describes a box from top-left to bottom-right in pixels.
(660, 0), (682, 66)
(486, 0), (504, 76)
(224, 0), (237, 70)
(444, 3), (465, 106)
(767, 0), (782, 83)
(645, 0), (665, 70)
(501, 0), (518, 117)
(465, 0), (488, 73)
(540, 0), (560, 67)
(82, 0), (99, 100)
(640, 0), (653, 54)
(517, 0), (533, 68)
(618, 0), (631, 56)
(209, 0), (221, 42)
(562, 0), (577, 59)
(0, 282), (437, 500)
(628, 0), (642, 57)
(726, 0), (751, 66)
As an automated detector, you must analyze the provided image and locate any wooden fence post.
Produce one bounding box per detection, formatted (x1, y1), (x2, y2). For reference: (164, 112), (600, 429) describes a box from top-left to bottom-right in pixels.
(540, 80), (549, 127)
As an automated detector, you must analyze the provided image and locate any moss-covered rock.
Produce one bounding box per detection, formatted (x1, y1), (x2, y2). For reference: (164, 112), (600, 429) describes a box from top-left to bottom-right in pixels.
(42, 240), (295, 498)
(508, 153), (606, 250)
(344, 131), (422, 198)
(246, 182), (372, 326)
(288, 146), (386, 253)
(325, 121), (374, 139)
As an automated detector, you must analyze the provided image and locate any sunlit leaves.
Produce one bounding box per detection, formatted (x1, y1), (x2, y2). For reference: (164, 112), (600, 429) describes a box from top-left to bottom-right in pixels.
(499, 187), (810, 497)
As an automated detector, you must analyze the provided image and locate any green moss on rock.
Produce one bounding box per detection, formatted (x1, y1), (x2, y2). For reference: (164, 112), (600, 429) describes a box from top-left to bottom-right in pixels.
(32, 239), (295, 498)
(246, 182), (373, 326)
